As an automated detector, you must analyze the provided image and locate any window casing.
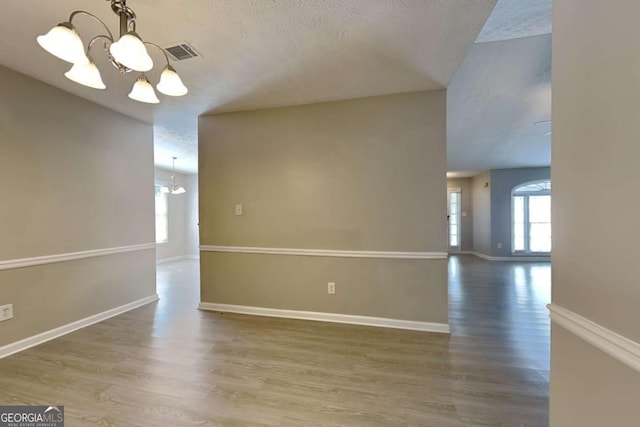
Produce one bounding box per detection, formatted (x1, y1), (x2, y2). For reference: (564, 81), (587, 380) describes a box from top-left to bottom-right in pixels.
(512, 180), (551, 253)
(155, 184), (168, 243)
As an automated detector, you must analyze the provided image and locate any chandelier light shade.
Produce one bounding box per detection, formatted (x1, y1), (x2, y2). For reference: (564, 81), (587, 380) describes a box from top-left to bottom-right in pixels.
(64, 61), (106, 89)
(157, 66), (188, 96)
(162, 186), (187, 194)
(161, 157), (186, 195)
(36, 0), (188, 103)
(128, 75), (159, 104)
(109, 32), (153, 72)
(37, 23), (89, 65)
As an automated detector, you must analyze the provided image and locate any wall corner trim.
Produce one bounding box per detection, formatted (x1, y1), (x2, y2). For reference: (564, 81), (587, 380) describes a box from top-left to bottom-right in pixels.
(548, 303), (640, 373)
(0, 295), (159, 360)
(198, 302), (450, 334)
(199, 245), (448, 260)
(0, 243), (157, 271)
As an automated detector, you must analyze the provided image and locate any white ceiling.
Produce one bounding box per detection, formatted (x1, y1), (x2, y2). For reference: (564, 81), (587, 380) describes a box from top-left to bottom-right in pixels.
(0, 0), (497, 174)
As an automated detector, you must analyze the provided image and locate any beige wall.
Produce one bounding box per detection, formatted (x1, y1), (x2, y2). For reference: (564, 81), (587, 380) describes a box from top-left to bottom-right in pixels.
(550, 326), (640, 426)
(201, 254), (448, 322)
(0, 65), (156, 347)
(447, 178), (473, 252)
(551, 0), (640, 424)
(199, 91), (448, 323)
(471, 172), (491, 255)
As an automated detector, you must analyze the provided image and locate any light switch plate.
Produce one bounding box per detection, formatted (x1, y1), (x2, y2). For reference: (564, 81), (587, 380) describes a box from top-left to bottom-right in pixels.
(328, 282), (336, 294)
(235, 204), (243, 216)
(0, 304), (13, 321)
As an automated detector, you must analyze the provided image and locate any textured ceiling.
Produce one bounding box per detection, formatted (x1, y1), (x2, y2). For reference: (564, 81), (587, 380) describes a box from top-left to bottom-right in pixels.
(447, 33), (551, 174)
(445, 0), (553, 175)
(0, 0), (496, 174)
(476, 0), (551, 43)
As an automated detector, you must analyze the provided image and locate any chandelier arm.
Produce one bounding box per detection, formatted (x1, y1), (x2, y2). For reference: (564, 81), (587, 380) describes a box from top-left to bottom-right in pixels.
(143, 41), (171, 67)
(86, 34), (114, 56)
(68, 10), (115, 41)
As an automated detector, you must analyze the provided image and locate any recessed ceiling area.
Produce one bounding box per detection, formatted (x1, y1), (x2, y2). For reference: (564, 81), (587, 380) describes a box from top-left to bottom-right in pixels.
(447, 34), (551, 175)
(476, 0), (551, 43)
(0, 0), (497, 174)
(444, 0), (552, 176)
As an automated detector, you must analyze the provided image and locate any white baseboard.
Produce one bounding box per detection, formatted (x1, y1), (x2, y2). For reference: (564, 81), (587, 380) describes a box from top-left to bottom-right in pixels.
(471, 251), (550, 262)
(0, 294), (159, 359)
(156, 255), (199, 264)
(199, 302), (450, 334)
(506, 256), (550, 262)
(548, 303), (640, 373)
(471, 251), (493, 260)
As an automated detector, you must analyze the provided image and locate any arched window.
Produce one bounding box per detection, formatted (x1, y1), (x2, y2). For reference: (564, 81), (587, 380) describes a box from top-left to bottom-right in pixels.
(512, 180), (551, 253)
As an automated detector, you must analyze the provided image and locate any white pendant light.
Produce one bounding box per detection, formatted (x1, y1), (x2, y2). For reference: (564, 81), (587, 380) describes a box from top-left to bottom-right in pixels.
(164, 157), (186, 194)
(128, 75), (159, 104)
(37, 22), (89, 65)
(64, 61), (106, 89)
(109, 32), (153, 72)
(157, 66), (188, 96)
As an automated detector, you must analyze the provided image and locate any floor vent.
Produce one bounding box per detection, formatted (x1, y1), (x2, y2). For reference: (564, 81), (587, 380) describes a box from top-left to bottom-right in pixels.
(163, 43), (200, 61)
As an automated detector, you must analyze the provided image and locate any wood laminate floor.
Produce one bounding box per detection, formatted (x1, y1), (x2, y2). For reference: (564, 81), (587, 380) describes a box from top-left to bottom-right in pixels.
(0, 255), (550, 426)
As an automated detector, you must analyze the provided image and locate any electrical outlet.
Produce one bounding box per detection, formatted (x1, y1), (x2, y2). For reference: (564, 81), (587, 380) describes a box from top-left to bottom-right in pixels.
(497, 242), (502, 249)
(0, 304), (13, 321)
(327, 282), (335, 295)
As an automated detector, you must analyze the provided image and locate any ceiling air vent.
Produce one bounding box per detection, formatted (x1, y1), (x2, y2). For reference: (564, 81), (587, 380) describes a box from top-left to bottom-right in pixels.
(163, 43), (200, 61)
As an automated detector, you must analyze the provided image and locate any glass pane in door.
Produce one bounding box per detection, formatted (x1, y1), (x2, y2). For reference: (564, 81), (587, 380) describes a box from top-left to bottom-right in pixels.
(448, 191), (461, 251)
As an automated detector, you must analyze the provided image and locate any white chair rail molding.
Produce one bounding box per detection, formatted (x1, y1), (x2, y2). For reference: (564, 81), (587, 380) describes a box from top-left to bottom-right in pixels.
(0, 243), (157, 271)
(199, 245), (448, 259)
(548, 303), (640, 373)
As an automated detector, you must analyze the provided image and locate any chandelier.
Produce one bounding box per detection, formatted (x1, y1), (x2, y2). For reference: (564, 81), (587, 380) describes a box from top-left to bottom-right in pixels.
(36, 0), (188, 104)
(162, 157), (186, 195)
